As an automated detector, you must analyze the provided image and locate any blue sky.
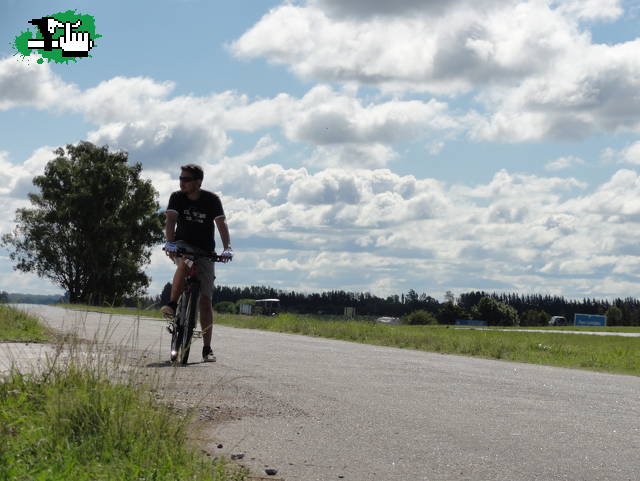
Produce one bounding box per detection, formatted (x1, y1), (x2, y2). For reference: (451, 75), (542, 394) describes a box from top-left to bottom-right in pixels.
(1, 0), (640, 301)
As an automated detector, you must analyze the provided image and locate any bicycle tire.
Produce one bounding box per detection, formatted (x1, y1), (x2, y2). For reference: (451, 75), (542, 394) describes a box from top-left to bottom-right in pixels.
(170, 294), (187, 362)
(179, 284), (199, 365)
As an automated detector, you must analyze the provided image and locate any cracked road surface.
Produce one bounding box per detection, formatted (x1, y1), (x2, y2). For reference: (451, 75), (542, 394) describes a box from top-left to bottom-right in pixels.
(4, 305), (639, 481)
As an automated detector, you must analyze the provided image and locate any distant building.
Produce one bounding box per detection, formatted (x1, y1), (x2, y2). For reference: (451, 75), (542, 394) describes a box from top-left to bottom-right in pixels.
(238, 302), (253, 315)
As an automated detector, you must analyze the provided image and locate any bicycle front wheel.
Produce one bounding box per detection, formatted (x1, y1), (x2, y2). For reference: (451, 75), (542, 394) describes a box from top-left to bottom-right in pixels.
(178, 285), (199, 365)
(171, 295), (187, 363)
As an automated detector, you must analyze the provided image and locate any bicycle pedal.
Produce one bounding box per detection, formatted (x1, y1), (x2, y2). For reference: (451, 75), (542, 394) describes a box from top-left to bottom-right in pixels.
(166, 322), (175, 334)
(193, 330), (203, 339)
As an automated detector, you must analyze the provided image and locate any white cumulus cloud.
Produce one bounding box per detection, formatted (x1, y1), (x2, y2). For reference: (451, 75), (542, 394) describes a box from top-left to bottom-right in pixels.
(545, 155), (585, 171)
(233, 1), (640, 142)
(0, 57), (79, 110)
(621, 141), (640, 164)
(553, 0), (623, 21)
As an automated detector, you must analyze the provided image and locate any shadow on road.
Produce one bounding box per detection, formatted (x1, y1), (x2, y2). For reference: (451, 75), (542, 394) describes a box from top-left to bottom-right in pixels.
(144, 360), (207, 368)
(145, 360), (176, 368)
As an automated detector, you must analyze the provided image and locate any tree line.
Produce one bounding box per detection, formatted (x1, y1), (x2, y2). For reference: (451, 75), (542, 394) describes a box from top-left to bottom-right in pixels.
(0, 292), (63, 305)
(3, 281), (638, 327)
(153, 285), (638, 326)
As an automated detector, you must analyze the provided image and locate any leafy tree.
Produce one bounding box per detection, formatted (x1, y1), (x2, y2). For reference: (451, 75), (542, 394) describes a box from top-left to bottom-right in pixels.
(1, 142), (163, 305)
(472, 296), (519, 326)
(605, 305), (623, 326)
(405, 289), (419, 305)
(437, 302), (469, 325)
(404, 310), (437, 325)
(520, 309), (550, 326)
(458, 291), (489, 312)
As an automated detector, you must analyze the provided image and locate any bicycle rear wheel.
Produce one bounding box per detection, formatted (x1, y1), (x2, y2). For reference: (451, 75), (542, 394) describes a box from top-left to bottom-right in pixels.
(178, 285), (199, 365)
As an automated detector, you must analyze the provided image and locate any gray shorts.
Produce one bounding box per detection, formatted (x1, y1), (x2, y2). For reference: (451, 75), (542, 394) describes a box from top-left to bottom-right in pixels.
(174, 241), (215, 301)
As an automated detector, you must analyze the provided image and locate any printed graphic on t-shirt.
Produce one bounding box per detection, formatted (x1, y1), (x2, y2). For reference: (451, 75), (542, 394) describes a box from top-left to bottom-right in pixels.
(183, 207), (206, 224)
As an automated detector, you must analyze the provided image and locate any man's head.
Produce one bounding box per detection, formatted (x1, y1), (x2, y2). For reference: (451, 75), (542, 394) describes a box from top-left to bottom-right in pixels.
(180, 164), (203, 193)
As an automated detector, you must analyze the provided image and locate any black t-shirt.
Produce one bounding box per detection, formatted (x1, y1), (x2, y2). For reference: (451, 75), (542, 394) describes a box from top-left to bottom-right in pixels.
(166, 190), (225, 252)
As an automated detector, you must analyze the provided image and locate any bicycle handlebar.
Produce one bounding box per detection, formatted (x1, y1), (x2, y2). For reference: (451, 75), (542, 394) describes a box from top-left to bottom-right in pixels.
(162, 246), (229, 263)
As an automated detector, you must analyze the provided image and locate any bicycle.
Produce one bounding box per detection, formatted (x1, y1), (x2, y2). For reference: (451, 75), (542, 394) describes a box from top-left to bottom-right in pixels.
(162, 245), (226, 365)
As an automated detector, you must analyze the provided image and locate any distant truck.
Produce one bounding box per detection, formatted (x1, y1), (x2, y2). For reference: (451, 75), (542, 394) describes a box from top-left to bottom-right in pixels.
(254, 298), (280, 316)
(238, 299), (280, 316)
(548, 316), (568, 326)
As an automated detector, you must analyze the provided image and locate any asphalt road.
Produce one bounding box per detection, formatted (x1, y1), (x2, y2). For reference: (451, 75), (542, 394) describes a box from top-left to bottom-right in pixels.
(4, 305), (640, 481)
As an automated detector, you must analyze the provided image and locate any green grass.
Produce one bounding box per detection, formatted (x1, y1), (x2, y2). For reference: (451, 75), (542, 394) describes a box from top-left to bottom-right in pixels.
(0, 304), (246, 481)
(0, 368), (245, 481)
(58, 304), (640, 376)
(212, 313), (640, 375)
(0, 304), (49, 342)
(216, 314), (640, 375)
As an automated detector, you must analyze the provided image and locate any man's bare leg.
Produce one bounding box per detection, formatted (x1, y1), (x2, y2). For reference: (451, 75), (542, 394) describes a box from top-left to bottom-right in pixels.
(199, 295), (215, 361)
(170, 260), (188, 303)
(161, 260), (188, 318)
(199, 294), (213, 347)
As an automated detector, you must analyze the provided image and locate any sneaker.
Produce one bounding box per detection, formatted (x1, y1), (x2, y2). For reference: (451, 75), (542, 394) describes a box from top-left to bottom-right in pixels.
(161, 301), (177, 318)
(202, 346), (216, 363)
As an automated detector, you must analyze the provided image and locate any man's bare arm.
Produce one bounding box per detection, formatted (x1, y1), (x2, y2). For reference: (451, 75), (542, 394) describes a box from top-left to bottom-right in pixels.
(215, 216), (231, 250)
(165, 211), (178, 242)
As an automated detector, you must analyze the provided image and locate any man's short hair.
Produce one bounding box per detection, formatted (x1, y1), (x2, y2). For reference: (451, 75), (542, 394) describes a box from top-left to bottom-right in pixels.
(180, 164), (204, 180)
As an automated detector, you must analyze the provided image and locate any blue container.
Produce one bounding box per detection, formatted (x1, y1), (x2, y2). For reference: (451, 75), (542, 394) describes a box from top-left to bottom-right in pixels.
(574, 314), (606, 327)
(455, 319), (488, 327)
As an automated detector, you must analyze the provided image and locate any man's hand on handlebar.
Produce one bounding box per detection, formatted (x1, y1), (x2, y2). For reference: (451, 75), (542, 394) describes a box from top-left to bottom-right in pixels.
(220, 247), (233, 263)
(164, 241), (178, 261)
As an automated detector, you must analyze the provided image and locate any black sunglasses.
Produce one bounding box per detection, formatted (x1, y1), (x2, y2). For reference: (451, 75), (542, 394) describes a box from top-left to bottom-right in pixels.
(179, 176), (196, 182)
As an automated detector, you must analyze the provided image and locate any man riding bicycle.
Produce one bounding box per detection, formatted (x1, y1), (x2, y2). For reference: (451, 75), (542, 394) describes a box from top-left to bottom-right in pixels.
(161, 164), (233, 362)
